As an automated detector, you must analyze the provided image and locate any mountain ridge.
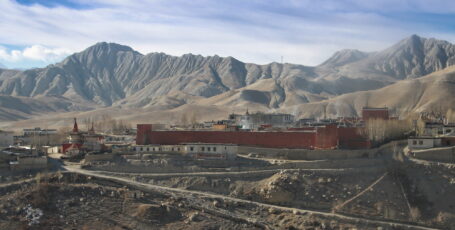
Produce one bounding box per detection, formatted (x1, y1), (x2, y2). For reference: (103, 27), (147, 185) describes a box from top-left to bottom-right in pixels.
(0, 35), (455, 124)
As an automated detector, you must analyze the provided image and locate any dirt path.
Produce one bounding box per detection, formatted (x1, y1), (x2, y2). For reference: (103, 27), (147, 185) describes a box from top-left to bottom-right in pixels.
(332, 172), (388, 212)
(404, 147), (455, 168)
(238, 154), (327, 163)
(0, 177), (36, 188)
(63, 165), (439, 230)
(92, 167), (353, 178)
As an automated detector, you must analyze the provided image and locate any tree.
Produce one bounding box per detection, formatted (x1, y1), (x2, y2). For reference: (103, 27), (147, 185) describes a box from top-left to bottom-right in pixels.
(364, 118), (413, 146)
(190, 112), (198, 126)
(446, 109), (455, 123)
(180, 114), (189, 127)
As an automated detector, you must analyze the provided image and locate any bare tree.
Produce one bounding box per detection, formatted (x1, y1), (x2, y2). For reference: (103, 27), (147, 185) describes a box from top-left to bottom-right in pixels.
(365, 118), (413, 145)
(180, 114), (189, 127)
(190, 112), (198, 126)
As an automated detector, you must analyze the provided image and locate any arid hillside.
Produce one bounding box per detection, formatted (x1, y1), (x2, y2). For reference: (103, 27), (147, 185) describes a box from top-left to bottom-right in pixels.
(1, 35), (455, 127)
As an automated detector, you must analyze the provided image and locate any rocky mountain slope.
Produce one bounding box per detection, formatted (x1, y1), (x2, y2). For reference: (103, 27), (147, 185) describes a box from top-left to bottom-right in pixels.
(4, 65), (455, 130)
(0, 95), (94, 121)
(0, 35), (454, 124)
(281, 65), (455, 118)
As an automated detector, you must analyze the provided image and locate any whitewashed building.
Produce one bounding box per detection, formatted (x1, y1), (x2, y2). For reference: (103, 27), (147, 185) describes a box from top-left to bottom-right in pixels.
(182, 143), (237, 160)
(134, 143), (238, 160)
(134, 144), (184, 153)
(408, 137), (442, 150)
(104, 135), (135, 144)
(23, 128), (57, 136)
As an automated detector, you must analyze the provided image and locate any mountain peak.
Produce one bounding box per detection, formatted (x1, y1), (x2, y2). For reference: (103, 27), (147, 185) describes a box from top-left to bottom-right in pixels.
(408, 34), (421, 40)
(61, 41), (142, 67)
(319, 49), (369, 67)
(84, 42), (138, 54)
(372, 34), (455, 79)
(399, 34), (424, 46)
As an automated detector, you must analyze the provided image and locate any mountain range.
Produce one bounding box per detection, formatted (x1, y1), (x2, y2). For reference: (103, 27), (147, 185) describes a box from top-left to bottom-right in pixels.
(0, 34), (455, 129)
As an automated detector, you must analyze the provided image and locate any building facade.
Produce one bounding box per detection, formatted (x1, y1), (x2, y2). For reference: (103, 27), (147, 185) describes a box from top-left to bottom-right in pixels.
(134, 143), (237, 160)
(408, 137), (442, 150)
(362, 107), (390, 121)
(229, 111), (295, 130)
(136, 124), (370, 150)
(23, 128), (57, 136)
(62, 119), (105, 154)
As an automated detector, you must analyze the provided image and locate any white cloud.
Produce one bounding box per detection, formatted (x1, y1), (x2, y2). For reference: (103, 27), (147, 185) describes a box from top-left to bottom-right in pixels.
(0, 0), (454, 68)
(0, 45), (71, 63)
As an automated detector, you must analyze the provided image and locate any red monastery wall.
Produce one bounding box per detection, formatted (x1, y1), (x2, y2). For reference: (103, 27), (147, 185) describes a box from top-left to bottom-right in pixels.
(136, 124), (371, 149)
(140, 130), (318, 149)
(362, 109), (389, 120)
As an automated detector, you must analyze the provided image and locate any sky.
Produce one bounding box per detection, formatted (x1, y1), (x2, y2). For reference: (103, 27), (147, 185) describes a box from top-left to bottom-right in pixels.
(1, 0), (455, 69)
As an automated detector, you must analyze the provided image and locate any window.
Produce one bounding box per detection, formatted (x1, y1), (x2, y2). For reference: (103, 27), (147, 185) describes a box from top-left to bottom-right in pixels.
(419, 140), (423, 145)
(213, 147), (217, 151)
(140, 147), (143, 151)
(190, 147), (194, 151)
(446, 129), (452, 133)
(177, 148), (180, 151)
(201, 147), (205, 151)
(207, 147), (211, 151)
(152, 147), (155, 151)
(413, 140), (417, 145)
(147, 147), (149, 151)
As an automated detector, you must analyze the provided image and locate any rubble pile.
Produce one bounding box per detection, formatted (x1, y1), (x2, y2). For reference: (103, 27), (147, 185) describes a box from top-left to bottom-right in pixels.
(133, 203), (182, 223)
(258, 170), (300, 203)
(0, 173), (263, 230)
(253, 170), (363, 209)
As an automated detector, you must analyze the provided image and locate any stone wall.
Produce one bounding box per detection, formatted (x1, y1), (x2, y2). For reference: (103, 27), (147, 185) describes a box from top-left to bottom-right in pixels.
(239, 140), (407, 161)
(412, 146), (455, 163)
(84, 153), (116, 162)
(238, 146), (374, 160)
(12, 156), (48, 171)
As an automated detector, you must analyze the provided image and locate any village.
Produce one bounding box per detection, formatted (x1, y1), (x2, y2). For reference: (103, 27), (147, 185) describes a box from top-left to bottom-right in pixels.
(0, 108), (454, 229)
(0, 107), (454, 170)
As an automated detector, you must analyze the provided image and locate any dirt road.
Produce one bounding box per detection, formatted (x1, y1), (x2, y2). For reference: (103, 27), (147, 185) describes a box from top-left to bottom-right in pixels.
(63, 164), (440, 230)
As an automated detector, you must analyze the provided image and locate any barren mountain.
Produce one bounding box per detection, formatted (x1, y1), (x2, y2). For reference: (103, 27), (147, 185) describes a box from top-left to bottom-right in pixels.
(281, 65), (455, 119)
(0, 95), (94, 121)
(3, 64), (455, 131)
(0, 35), (454, 124)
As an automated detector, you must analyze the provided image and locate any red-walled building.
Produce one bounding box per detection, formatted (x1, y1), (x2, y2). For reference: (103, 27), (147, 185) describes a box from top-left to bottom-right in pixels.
(136, 124), (370, 149)
(362, 107), (390, 120)
(338, 127), (371, 149)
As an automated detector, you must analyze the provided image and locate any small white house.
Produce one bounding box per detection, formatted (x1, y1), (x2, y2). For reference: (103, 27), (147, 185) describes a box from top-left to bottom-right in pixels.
(133, 143), (238, 160)
(104, 135), (135, 144)
(182, 143), (238, 160)
(43, 146), (61, 154)
(408, 137), (441, 150)
(134, 144), (184, 153)
(0, 130), (14, 147)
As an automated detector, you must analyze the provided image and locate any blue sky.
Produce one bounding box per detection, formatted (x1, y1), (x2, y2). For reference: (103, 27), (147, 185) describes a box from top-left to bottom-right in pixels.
(1, 0), (455, 69)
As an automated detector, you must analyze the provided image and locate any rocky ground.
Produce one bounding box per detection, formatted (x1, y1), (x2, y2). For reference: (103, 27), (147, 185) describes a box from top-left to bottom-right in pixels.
(0, 150), (453, 229)
(0, 172), (395, 230)
(128, 163), (454, 229)
(0, 173), (261, 230)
